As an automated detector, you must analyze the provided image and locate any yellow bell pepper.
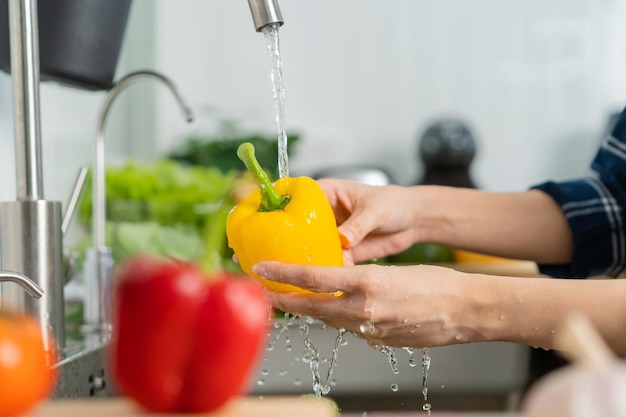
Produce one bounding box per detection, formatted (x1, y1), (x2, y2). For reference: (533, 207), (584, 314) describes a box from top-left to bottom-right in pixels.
(226, 143), (343, 293)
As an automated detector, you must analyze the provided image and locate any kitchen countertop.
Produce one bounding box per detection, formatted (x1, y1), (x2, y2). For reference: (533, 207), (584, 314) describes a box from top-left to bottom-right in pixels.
(341, 413), (518, 417)
(33, 397), (337, 417)
(33, 397), (522, 417)
(34, 396), (522, 417)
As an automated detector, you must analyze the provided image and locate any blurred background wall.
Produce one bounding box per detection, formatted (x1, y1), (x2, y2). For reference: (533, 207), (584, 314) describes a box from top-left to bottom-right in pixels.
(0, 0), (625, 203)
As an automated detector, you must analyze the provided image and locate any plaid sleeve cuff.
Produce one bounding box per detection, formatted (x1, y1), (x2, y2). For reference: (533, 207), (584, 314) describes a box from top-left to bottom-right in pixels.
(530, 106), (626, 278)
(531, 178), (625, 278)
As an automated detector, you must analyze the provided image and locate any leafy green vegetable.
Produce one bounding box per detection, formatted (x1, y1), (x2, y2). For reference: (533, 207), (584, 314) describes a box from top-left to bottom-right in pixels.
(387, 243), (455, 264)
(78, 160), (237, 230)
(76, 161), (238, 270)
(168, 134), (299, 181)
(114, 222), (205, 262)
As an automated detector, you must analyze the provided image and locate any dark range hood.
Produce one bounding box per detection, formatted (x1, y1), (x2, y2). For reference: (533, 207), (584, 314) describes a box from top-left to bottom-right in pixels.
(0, 0), (132, 90)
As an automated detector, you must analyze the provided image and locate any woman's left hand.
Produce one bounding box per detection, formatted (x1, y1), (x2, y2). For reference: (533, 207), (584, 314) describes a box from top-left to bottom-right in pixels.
(253, 261), (482, 348)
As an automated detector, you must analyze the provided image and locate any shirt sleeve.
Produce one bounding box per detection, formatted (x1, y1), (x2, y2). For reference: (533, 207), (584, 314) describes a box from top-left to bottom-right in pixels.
(530, 106), (626, 278)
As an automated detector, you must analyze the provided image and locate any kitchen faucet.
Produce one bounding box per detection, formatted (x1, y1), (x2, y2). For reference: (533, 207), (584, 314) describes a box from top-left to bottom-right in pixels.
(0, 0), (285, 398)
(248, 0), (284, 31)
(0, 0), (65, 354)
(82, 70), (193, 340)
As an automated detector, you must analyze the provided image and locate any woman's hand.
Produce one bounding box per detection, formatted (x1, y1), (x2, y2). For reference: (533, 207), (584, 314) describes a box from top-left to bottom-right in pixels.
(317, 179), (425, 263)
(319, 178), (574, 264)
(254, 260), (626, 355)
(253, 260), (482, 348)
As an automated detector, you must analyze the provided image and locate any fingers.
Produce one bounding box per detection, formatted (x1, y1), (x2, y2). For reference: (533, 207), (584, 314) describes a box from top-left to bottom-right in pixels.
(253, 261), (358, 294)
(269, 294), (372, 338)
(268, 292), (347, 321)
(337, 205), (384, 250)
(316, 179), (379, 249)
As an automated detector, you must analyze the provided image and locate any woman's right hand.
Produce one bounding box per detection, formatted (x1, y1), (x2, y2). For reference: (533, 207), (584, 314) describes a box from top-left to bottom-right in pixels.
(317, 178), (423, 264)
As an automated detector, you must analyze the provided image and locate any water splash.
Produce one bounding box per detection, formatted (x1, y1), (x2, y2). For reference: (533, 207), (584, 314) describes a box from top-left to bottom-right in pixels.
(403, 347), (417, 367)
(261, 23), (289, 179)
(298, 316), (325, 397)
(422, 348), (432, 415)
(267, 313), (296, 352)
(373, 345), (399, 375)
(297, 317), (347, 398)
(359, 320), (375, 335)
(324, 327), (346, 390)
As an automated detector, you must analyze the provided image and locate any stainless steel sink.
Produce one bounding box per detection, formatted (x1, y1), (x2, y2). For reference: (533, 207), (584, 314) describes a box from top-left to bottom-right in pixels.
(249, 320), (530, 398)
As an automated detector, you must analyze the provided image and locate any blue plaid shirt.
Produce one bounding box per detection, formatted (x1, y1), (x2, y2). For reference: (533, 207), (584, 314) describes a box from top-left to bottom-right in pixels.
(532, 107), (626, 278)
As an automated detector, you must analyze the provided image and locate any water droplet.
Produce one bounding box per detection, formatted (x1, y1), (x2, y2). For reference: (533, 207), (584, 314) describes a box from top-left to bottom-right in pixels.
(550, 329), (556, 334)
(359, 320), (375, 335)
(499, 314), (505, 320)
(423, 403), (432, 412)
(279, 369), (288, 376)
(441, 384), (445, 389)
(266, 343), (274, 351)
(402, 318), (408, 324)
(415, 323), (422, 328)
(261, 369), (269, 376)
(285, 344), (292, 352)
(374, 345), (400, 375)
(533, 326), (539, 331)
(390, 383), (399, 392)
(257, 379), (265, 386)
(293, 379), (302, 386)
(409, 358), (417, 367)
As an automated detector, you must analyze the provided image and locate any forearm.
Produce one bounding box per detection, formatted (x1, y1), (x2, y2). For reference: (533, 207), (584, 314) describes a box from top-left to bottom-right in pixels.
(414, 186), (573, 264)
(464, 274), (626, 355)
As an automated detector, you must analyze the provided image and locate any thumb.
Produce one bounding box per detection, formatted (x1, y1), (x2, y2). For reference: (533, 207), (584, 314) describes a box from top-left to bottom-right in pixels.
(337, 207), (378, 249)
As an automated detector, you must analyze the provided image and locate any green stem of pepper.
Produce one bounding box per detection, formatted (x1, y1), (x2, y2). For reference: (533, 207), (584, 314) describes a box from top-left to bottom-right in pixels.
(237, 142), (290, 211)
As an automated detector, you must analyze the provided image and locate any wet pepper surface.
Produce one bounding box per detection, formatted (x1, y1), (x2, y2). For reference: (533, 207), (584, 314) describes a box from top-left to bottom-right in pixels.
(112, 256), (270, 413)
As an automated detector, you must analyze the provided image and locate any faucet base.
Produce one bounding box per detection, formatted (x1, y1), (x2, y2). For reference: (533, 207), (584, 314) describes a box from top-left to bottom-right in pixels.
(0, 199), (65, 352)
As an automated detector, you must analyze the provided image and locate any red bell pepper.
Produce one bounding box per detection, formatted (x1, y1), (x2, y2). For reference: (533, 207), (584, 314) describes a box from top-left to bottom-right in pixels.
(112, 255), (270, 413)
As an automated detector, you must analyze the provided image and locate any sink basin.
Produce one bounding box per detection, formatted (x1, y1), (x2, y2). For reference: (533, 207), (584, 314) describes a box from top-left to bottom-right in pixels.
(249, 320), (530, 397)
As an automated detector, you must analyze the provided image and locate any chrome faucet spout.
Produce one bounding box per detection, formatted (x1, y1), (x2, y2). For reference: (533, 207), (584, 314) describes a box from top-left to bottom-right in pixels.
(93, 70), (193, 251)
(248, 0), (283, 32)
(85, 70), (193, 337)
(0, 271), (44, 299)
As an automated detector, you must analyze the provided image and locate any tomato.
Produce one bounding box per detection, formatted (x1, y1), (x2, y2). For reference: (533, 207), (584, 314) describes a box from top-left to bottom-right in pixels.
(0, 311), (57, 417)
